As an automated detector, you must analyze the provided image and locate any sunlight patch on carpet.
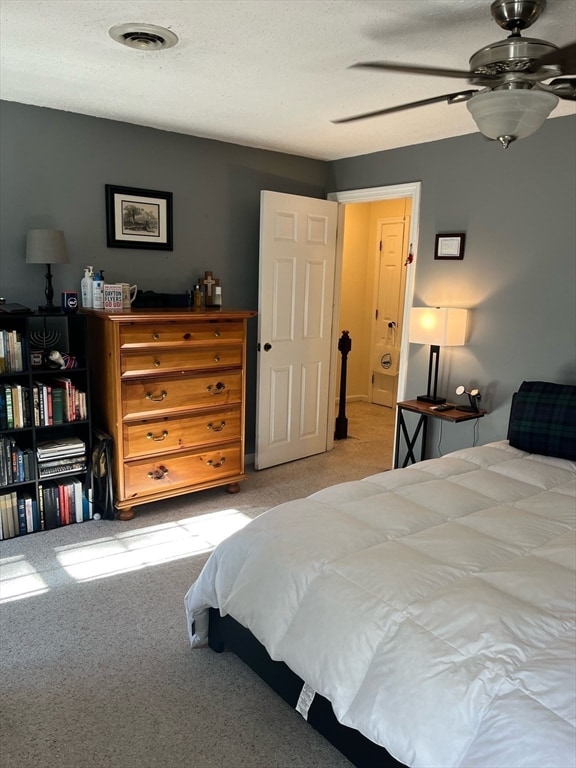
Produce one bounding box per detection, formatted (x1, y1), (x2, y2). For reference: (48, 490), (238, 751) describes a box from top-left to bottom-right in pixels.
(0, 508), (251, 602)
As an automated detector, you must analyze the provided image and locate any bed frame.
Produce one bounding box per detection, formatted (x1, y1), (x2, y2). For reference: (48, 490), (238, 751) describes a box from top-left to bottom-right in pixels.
(208, 608), (406, 768)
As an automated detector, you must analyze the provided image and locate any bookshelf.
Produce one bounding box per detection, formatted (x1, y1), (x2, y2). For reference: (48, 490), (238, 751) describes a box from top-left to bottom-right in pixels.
(0, 311), (93, 537)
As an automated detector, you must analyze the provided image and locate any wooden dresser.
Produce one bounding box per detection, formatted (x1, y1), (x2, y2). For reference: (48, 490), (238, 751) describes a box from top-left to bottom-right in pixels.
(85, 308), (256, 519)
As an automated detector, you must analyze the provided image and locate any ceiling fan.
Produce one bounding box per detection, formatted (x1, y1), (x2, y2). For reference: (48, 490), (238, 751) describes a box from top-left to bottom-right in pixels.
(333, 0), (576, 148)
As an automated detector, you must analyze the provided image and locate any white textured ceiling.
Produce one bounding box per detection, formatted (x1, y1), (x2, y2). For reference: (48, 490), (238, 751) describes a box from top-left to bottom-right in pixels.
(1, 0), (574, 160)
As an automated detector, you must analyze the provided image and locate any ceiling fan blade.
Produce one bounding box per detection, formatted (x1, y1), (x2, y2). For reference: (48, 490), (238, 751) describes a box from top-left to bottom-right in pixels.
(548, 77), (576, 100)
(332, 90), (479, 124)
(535, 41), (576, 75)
(350, 61), (483, 80)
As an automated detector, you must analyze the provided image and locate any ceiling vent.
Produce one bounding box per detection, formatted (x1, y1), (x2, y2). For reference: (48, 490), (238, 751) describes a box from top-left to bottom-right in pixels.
(109, 23), (178, 51)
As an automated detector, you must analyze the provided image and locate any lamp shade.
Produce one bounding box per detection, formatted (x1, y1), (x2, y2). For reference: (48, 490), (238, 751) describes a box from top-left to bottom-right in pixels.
(409, 307), (468, 347)
(466, 90), (558, 142)
(26, 229), (69, 265)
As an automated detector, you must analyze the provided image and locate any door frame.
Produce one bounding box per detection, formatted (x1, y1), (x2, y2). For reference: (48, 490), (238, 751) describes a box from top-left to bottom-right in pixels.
(326, 182), (422, 454)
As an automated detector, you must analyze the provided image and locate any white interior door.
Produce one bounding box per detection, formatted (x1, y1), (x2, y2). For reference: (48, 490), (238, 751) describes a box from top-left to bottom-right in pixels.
(371, 219), (408, 407)
(255, 191), (338, 470)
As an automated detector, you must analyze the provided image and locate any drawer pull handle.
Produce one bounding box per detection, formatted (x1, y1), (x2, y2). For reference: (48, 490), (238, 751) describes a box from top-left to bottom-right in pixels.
(206, 457), (226, 469)
(154, 359), (161, 368)
(207, 381), (226, 395)
(214, 355), (221, 362)
(207, 421), (226, 432)
(148, 465), (169, 480)
(153, 333), (160, 340)
(146, 430), (168, 442)
(214, 330), (221, 337)
(146, 390), (167, 402)
(183, 333), (191, 340)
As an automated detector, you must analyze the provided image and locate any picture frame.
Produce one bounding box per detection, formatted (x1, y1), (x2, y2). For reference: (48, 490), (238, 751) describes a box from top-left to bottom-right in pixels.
(105, 184), (173, 250)
(435, 233), (465, 261)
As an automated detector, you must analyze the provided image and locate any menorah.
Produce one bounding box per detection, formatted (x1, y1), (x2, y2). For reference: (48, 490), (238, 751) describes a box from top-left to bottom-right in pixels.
(29, 328), (61, 351)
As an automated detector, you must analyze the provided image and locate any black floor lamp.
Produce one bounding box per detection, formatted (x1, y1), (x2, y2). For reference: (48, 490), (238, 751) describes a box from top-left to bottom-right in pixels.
(409, 307), (468, 404)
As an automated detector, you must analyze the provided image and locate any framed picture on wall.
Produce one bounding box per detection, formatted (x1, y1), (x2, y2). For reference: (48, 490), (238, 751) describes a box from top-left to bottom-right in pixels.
(105, 184), (173, 250)
(435, 233), (465, 260)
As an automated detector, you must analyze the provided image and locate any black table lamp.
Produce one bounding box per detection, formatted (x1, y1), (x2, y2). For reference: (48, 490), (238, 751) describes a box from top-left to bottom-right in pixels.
(409, 307), (468, 404)
(26, 229), (70, 312)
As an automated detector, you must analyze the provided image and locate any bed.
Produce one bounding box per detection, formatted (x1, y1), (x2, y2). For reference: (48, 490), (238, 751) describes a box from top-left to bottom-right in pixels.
(185, 381), (576, 768)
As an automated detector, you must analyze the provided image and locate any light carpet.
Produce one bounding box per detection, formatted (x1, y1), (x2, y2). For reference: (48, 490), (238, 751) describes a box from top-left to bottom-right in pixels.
(0, 402), (394, 768)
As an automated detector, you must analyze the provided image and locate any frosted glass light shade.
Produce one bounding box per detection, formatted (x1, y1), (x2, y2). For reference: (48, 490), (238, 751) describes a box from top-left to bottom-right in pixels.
(466, 90), (559, 142)
(26, 229), (69, 265)
(409, 307), (468, 347)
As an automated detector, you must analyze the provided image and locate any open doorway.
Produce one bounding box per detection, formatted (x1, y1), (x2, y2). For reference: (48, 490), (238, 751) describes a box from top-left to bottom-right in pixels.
(328, 183), (421, 465)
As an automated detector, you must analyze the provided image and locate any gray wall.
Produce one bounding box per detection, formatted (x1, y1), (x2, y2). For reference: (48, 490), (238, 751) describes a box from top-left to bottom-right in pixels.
(329, 114), (576, 456)
(1, 100), (575, 459)
(0, 100), (329, 452)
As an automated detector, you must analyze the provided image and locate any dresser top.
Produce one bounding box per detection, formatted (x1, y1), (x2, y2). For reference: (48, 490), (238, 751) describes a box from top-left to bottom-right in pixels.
(83, 307), (257, 322)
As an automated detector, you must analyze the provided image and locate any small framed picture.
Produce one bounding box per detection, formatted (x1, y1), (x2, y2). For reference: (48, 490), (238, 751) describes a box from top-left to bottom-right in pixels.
(435, 233), (465, 260)
(105, 184), (173, 250)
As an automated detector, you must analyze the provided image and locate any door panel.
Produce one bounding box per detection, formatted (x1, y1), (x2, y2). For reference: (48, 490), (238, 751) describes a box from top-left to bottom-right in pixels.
(256, 191), (338, 469)
(371, 220), (408, 407)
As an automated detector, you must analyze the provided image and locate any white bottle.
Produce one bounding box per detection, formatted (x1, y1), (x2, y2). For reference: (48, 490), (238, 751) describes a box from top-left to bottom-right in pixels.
(81, 266), (94, 308)
(93, 271), (104, 310)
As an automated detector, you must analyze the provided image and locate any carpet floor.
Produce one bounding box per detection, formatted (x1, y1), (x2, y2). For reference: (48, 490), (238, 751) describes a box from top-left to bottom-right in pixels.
(0, 402), (394, 768)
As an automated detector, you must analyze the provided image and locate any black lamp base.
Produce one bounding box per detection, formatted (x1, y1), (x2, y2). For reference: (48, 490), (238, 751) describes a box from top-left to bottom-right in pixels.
(456, 405), (478, 413)
(417, 394), (446, 405)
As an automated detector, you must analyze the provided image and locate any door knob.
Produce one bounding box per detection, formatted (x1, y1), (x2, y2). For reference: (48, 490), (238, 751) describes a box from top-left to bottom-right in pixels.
(263, 343), (272, 351)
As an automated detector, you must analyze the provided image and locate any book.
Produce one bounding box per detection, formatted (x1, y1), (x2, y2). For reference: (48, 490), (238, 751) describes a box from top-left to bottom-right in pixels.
(57, 482), (68, 525)
(83, 485), (93, 521)
(33, 381), (46, 426)
(31, 496), (39, 532)
(9, 384), (20, 428)
(22, 387), (31, 427)
(15, 446), (25, 482)
(42, 484), (58, 529)
(0, 331), (5, 374)
(0, 494), (7, 539)
(0, 384), (7, 429)
(17, 494), (27, 535)
(37, 454), (87, 468)
(22, 492), (34, 533)
(32, 385), (40, 427)
(37, 437), (86, 460)
(37, 483), (45, 531)
(51, 386), (64, 424)
(38, 463), (87, 479)
(46, 384), (53, 425)
(22, 449), (34, 481)
(1, 436), (14, 485)
(72, 479), (84, 523)
(4, 384), (14, 428)
(9, 491), (19, 535)
(0, 492), (16, 538)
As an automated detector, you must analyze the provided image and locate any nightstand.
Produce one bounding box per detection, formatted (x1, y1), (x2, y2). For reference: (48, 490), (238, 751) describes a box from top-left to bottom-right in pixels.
(394, 399), (485, 468)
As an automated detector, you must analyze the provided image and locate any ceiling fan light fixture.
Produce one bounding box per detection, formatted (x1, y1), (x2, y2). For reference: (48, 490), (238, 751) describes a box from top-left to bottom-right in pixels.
(466, 89), (559, 147)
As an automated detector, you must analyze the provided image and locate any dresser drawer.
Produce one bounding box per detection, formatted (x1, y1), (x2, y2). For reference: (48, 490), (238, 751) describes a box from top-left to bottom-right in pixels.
(123, 444), (242, 499)
(122, 371), (242, 418)
(120, 321), (244, 348)
(123, 407), (242, 458)
(121, 345), (242, 377)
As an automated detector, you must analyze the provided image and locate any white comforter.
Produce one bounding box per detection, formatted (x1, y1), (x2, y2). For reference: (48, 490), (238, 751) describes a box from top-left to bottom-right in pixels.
(185, 441), (576, 768)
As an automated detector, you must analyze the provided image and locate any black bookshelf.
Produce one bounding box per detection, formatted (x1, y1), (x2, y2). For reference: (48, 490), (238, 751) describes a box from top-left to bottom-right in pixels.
(0, 311), (93, 537)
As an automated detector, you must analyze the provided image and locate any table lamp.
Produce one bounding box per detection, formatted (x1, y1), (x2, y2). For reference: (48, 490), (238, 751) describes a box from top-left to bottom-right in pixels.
(409, 307), (468, 404)
(26, 229), (70, 312)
